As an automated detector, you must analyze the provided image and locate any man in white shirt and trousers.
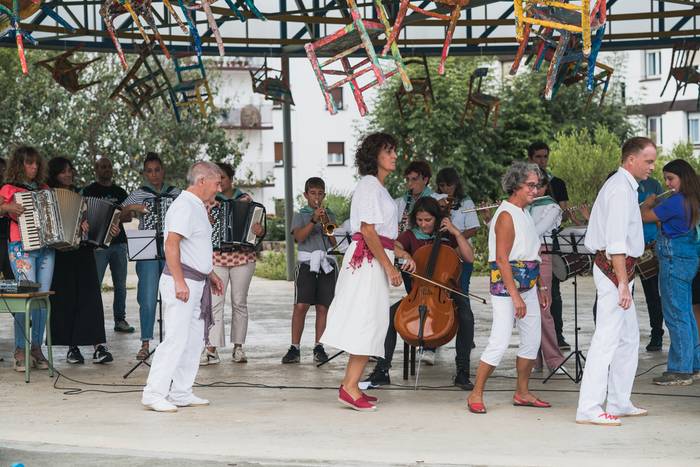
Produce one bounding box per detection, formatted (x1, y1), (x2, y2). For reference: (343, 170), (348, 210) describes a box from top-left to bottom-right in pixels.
(575, 137), (657, 426)
(142, 161), (224, 412)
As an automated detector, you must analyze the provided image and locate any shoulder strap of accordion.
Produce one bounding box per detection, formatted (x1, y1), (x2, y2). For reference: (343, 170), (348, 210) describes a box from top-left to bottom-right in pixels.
(139, 185), (159, 196)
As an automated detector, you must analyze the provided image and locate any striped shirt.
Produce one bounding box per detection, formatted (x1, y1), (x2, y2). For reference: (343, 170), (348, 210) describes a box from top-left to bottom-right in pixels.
(122, 184), (181, 230)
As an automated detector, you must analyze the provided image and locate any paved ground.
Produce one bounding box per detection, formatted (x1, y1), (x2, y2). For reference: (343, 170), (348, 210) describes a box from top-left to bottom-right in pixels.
(1, 266), (699, 467)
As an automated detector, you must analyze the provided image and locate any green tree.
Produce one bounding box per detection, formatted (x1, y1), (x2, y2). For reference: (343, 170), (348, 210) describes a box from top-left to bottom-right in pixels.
(364, 57), (634, 201)
(0, 48), (243, 191)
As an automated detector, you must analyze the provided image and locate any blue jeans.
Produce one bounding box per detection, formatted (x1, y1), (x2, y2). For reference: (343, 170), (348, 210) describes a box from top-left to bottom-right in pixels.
(8, 242), (55, 349)
(460, 261), (474, 295)
(657, 232), (700, 374)
(136, 259), (165, 341)
(95, 243), (128, 322)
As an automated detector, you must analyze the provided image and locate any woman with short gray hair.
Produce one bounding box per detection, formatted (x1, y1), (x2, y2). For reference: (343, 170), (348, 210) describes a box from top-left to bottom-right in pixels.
(466, 161), (550, 414)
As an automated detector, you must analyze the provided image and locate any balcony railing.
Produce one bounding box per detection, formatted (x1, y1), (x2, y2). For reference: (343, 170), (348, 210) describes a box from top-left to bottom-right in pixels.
(220, 104), (273, 130)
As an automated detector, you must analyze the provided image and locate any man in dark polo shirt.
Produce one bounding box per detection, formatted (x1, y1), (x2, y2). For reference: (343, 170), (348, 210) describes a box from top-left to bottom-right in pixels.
(528, 141), (571, 350)
(83, 157), (134, 333)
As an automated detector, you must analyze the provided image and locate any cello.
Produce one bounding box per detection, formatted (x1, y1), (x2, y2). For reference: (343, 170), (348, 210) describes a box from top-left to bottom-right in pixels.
(394, 223), (462, 349)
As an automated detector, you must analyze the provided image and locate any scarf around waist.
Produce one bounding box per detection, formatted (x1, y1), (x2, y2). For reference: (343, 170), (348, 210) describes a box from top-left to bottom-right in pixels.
(349, 232), (394, 270)
(163, 262), (213, 344)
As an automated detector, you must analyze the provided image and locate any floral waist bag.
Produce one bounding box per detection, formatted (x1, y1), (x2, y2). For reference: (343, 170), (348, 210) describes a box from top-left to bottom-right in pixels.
(489, 261), (540, 297)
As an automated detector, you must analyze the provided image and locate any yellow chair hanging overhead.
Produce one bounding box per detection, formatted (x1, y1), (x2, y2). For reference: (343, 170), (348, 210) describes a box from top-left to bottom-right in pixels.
(513, 0), (607, 57)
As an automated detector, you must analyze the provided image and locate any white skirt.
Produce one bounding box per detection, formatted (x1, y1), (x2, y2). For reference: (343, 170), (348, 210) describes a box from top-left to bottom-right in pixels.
(320, 241), (394, 357)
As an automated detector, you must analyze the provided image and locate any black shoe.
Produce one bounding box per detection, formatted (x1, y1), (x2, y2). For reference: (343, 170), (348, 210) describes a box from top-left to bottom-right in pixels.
(363, 366), (390, 387)
(646, 335), (663, 352)
(454, 368), (474, 390)
(67, 346), (84, 364)
(281, 345), (300, 364)
(93, 345), (113, 364)
(114, 320), (135, 333)
(557, 337), (571, 351)
(313, 344), (329, 363)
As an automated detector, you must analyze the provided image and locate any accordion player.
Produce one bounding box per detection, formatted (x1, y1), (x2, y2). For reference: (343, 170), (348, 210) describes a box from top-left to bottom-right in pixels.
(83, 197), (122, 249)
(142, 194), (177, 233)
(15, 188), (85, 251)
(211, 200), (266, 251)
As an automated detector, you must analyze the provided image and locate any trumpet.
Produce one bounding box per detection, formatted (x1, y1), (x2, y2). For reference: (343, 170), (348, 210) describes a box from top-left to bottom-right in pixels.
(313, 202), (335, 236)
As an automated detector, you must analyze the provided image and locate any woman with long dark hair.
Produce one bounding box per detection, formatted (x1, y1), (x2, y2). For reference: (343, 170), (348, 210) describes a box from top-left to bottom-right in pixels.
(0, 146), (54, 372)
(642, 159), (700, 386)
(48, 157), (113, 365)
(320, 132), (404, 411)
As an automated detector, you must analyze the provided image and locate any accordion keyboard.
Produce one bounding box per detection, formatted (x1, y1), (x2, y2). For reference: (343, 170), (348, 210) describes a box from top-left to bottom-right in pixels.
(15, 192), (42, 250)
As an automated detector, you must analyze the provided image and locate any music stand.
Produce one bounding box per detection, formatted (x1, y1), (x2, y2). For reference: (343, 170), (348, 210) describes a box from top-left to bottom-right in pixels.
(541, 227), (590, 384)
(122, 228), (165, 379)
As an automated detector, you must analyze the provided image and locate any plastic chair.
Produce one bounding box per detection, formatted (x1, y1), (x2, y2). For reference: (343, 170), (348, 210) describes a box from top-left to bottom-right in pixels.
(304, 0), (412, 116)
(462, 67), (500, 127)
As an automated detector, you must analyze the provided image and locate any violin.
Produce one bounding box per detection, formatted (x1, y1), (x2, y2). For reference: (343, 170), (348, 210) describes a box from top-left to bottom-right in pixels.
(394, 219), (462, 348)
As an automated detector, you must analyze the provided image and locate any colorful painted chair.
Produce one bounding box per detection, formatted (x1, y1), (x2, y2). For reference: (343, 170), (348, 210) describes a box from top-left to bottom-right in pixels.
(100, 0), (172, 70)
(304, 0), (412, 116)
(514, 0), (607, 58)
(383, 0), (471, 75)
(250, 57), (294, 105)
(558, 59), (613, 107)
(461, 67), (499, 127)
(172, 52), (216, 117)
(109, 43), (180, 121)
(396, 55), (434, 118)
(661, 41), (700, 110)
(35, 46), (102, 93)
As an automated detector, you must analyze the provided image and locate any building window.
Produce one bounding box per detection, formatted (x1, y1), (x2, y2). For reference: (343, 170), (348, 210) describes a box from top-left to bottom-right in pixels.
(689, 113), (700, 145)
(327, 142), (345, 166)
(645, 51), (662, 79)
(647, 116), (663, 145)
(329, 87), (344, 110)
(274, 142), (284, 167)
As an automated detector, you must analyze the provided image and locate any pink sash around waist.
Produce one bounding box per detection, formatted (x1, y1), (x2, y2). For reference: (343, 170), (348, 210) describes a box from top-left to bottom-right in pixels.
(349, 233), (394, 270)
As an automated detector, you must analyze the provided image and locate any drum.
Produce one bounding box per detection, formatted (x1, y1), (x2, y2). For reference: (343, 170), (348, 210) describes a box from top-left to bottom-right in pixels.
(636, 243), (659, 280)
(552, 253), (592, 282)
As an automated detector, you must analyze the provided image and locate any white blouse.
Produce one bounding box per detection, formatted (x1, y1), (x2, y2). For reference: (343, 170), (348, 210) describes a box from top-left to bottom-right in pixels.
(488, 201), (541, 262)
(350, 175), (399, 240)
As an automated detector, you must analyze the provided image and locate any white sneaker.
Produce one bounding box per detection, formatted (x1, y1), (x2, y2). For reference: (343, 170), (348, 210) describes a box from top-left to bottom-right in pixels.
(144, 399), (178, 413)
(421, 349), (436, 366)
(576, 412), (622, 426)
(232, 347), (247, 363)
(611, 406), (648, 418)
(199, 350), (210, 366)
(168, 395), (210, 407)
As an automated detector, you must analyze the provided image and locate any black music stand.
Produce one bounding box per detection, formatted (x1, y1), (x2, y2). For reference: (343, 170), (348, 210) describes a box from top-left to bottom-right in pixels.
(541, 228), (589, 384)
(122, 229), (165, 379)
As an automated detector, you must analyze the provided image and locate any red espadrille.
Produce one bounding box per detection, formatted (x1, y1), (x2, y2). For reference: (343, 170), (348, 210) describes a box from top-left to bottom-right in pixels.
(338, 386), (376, 411)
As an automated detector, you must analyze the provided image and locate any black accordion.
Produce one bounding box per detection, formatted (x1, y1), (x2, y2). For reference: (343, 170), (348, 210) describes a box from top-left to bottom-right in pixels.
(83, 197), (122, 249)
(211, 200), (266, 251)
(142, 194), (177, 232)
(15, 188), (86, 251)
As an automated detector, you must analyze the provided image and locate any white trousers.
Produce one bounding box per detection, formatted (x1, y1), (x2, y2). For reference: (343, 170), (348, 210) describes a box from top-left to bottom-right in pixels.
(576, 265), (639, 420)
(209, 262), (255, 347)
(142, 275), (205, 405)
(480, 287), (542, 367)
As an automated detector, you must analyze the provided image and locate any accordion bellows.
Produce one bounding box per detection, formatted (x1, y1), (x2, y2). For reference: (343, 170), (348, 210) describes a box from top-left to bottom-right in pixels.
(15, 188), (86, 251)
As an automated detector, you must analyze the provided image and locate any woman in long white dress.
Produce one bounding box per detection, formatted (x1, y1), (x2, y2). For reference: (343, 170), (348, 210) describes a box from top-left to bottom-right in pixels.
(320, 133), (404, 412)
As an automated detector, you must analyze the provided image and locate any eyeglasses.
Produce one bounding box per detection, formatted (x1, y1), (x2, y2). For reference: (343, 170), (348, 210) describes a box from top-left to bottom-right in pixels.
(524, 182), (541, 190)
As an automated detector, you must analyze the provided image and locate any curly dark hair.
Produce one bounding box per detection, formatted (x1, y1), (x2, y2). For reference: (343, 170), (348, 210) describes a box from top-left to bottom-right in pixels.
(47, 156), (75, 188)
(355, 132), (397, 176)
(409, 197), (444, 230)
(6, 145), (47, 186)
(143, 151), (163, 170)
(216, 162), (235, 179)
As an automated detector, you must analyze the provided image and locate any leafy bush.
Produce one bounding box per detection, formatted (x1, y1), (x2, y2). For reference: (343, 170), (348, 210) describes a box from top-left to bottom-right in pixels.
(255, 251), (287, 280)
(265, 216), (287, 241)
